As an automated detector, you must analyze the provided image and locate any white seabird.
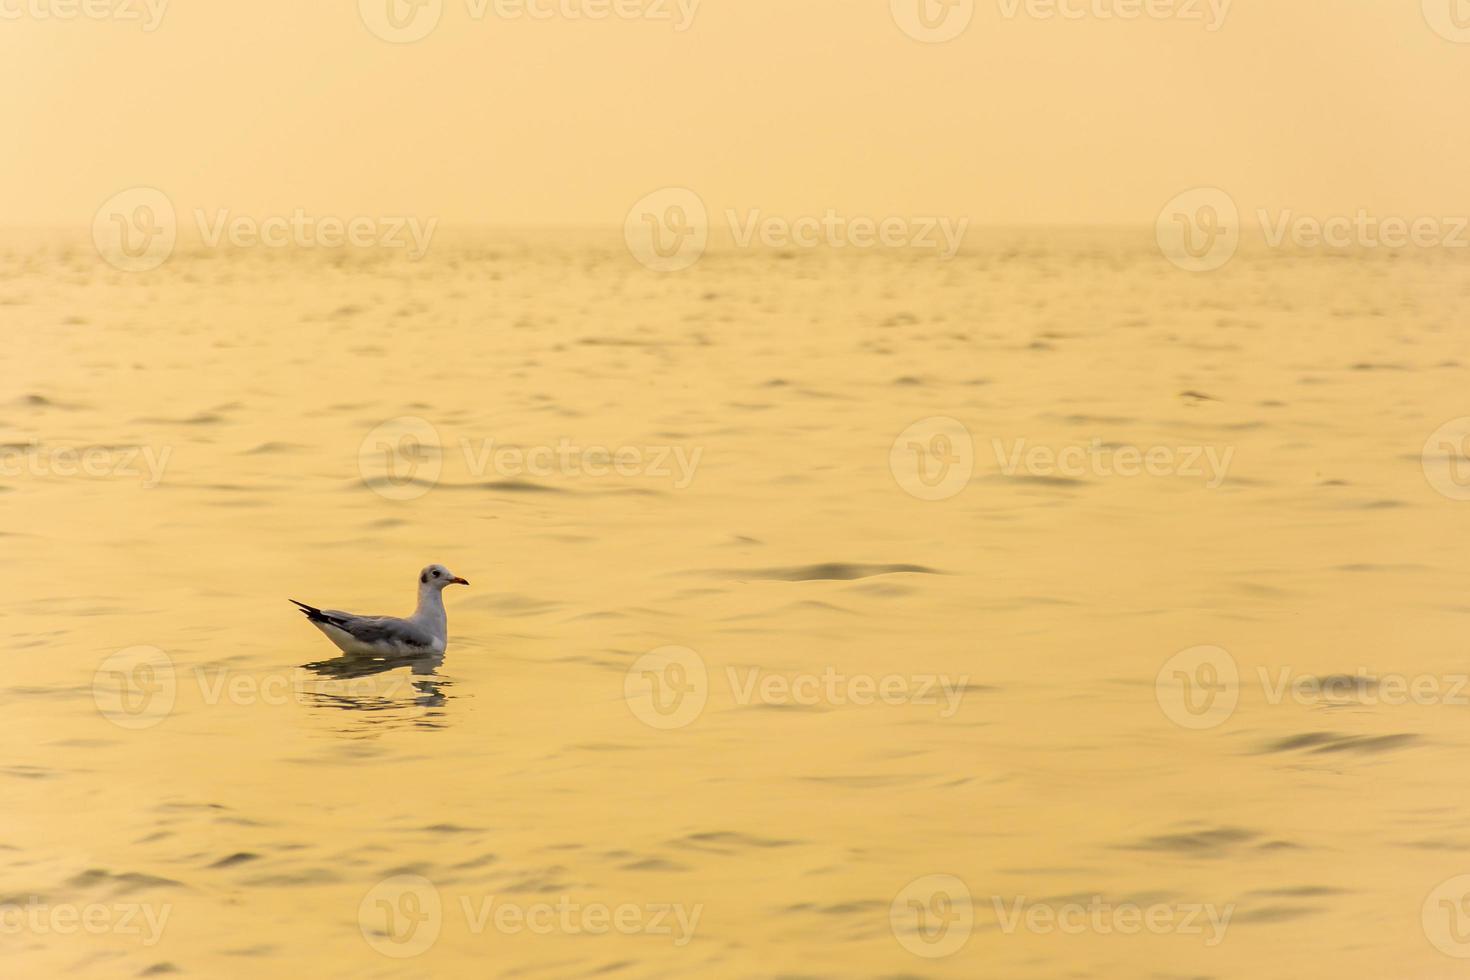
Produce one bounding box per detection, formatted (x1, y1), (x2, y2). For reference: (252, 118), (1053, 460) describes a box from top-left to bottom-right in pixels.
(291, 564), (468, 656)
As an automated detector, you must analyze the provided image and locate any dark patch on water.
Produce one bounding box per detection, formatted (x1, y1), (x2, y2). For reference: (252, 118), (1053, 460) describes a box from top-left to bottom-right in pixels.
(134, 412), (226, 426)
(621, 857), (690, 872)
(1259, 732), (1417, 755)
(1246, 886), (1347, 898)
(1229, 904), (1326, 924)
(451, 853), (497, 869)
(420, 824), (482, 835)
(2, 766), (56, 780)
(68, 869), (183, 893)
(207, 853), (259, 869)
(241, 442), (306, 455)
(18, 393), (84, 410)
(977, 473), (1088, 488)
(1119, 827), (1257, 856)
(705, 563), (941, 582)
(242, 869), (341, 887)
(673, 831), (800, 852)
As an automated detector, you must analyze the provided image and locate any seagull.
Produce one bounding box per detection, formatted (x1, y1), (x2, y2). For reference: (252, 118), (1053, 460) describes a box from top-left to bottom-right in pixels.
(291, 564), (468, 656)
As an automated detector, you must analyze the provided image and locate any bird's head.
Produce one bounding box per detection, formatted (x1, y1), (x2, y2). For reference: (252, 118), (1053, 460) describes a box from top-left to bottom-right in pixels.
(419, 564), (469, 592)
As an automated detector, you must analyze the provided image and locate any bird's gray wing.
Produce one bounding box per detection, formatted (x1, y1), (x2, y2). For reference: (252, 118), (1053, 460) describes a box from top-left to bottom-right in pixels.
(321, 611), (438, 650)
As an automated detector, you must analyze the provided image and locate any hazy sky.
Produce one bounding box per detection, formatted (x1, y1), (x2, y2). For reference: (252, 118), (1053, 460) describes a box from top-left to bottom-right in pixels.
(3, 0), (1467, 227)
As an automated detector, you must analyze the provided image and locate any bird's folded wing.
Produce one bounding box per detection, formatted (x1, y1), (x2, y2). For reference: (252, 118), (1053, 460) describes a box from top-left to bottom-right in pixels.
(326, 613), (438, 650)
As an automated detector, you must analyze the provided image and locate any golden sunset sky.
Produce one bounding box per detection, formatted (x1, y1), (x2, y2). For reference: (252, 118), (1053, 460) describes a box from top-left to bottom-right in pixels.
(2, 0), (1466, 227)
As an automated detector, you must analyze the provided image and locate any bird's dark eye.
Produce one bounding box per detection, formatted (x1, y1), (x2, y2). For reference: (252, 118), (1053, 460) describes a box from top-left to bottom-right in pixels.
(432, 570), (440, 578)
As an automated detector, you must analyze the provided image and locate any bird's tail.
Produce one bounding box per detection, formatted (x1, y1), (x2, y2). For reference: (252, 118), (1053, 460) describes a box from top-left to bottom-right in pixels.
(290, 599), (329, 624)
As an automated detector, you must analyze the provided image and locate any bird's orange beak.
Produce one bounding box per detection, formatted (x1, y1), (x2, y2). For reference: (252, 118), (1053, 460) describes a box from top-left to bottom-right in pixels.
(451, 576), (469, 586)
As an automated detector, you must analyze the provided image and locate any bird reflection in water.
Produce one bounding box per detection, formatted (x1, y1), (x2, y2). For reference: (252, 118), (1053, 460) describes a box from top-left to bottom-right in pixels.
(297, 649), (450, 723)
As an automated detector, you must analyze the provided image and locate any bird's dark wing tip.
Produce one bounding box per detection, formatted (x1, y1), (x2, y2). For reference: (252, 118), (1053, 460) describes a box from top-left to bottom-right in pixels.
(290, 599), (327, 622)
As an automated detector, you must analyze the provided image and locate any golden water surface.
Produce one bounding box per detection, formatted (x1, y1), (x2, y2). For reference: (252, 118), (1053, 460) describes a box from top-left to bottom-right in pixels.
(4, 232), (1470, 978)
